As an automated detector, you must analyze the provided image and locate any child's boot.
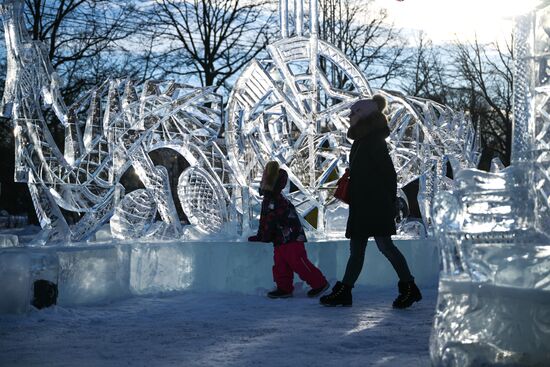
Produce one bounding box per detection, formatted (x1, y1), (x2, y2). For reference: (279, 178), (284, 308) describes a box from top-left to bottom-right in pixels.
(307, 281), (330, 298)
(320, 281), (352, 306)
(267, 288), (293, 299)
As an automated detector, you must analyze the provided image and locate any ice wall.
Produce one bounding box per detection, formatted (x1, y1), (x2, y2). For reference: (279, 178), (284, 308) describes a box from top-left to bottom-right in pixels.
(429, 2), (550, 366)
(0, 238), (438, 314)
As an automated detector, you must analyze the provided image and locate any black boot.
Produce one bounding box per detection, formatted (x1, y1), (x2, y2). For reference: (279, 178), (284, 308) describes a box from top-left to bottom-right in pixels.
(267, 288), (293, 299)
(307, 281), (330, 298)
(320, 281), (352, 307)
(393, 280), (422, 309)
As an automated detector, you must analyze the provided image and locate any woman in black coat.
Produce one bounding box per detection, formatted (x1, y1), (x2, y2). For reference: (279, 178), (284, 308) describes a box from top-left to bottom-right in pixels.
(320, 95), (422, 308)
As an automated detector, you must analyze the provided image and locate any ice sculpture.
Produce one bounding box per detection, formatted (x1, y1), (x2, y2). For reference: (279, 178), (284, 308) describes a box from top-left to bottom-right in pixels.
(430, 3), (550, 366)
(380, 91), (479, 231)
(1, 0), (478, 243)
(0, 0), (236, 242)
(226, 0), (478, 235)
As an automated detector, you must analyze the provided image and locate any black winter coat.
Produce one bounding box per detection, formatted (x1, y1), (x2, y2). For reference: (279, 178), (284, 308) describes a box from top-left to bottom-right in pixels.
(345, 113), (397, 239)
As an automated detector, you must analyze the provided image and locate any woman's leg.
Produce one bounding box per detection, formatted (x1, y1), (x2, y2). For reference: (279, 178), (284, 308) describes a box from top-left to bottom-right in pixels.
(374, 236), (414, 282)
(341, 237), (368, 287)
(284, 242), (327, 289)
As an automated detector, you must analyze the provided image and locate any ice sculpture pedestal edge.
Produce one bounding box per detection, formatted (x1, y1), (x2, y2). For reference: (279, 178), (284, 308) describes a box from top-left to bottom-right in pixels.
(0, 238), (439, 314)
(431, 277), (550, 366)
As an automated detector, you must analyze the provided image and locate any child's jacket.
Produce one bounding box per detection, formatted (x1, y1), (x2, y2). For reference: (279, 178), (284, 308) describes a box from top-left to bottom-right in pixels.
(254, 169), (307, 247)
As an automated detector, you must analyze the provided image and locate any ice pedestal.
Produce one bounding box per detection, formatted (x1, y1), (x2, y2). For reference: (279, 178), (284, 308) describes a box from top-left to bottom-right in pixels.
(0, 252), (31, 313)
(323, 203), (348, 236)
(130, 239), (439, 294)
(130, 243), (195, 294)
(432, 271), (550, 367)
(430, 238), (550, 365)
(0, 237), (439, 313)
(430, 238), (550, 366)
(429, 168), (550, 366)
(57, 246), (131, 306)
(0, 250), (59, 313)
(432, 280), (550, 366)
(0, 234), (19, 247)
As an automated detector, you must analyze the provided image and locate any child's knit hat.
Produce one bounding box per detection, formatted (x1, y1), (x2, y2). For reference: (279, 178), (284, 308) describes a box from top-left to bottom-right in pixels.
(260, 161), (280, 192)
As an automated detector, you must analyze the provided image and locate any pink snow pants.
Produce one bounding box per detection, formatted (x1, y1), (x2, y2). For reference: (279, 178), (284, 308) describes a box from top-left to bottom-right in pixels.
(273, 241), (327, 293)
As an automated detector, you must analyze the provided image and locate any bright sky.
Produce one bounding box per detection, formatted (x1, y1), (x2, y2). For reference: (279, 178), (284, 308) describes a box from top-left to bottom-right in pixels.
(375, 0), (539, 44)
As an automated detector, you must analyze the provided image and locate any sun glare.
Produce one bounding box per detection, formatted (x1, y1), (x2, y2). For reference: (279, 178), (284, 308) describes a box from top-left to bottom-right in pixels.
(378, 0), (541, 44)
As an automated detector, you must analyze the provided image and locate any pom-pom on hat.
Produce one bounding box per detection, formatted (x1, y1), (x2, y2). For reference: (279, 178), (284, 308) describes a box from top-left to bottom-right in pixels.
(372, 94), (387, 112)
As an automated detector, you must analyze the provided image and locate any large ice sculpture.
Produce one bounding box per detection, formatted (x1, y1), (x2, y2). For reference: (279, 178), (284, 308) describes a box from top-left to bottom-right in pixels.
(1, 0), (478, 243)
(226, 0), (478, 235)
(0, 0), (237, 242)
(430, 3), (550, 366)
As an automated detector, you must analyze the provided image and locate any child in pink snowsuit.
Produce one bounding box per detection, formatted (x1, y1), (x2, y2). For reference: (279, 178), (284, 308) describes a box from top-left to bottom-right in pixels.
(248, 161), (329, 298)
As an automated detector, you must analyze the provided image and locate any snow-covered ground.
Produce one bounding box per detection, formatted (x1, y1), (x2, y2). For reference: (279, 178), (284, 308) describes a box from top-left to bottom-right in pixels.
(1, 226), (438, 365)
(0, 286), (436, 367)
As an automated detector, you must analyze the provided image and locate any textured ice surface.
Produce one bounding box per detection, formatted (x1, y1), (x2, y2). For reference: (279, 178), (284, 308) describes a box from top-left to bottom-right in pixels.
(429, 3), (550, 366)
(323, 202), (348, 236)
(431, 281), (550, 366)
(130, 243), (195, 294)
(110, 189), (157, 240)
(0, 252), (30, 313)
(431, 168), (550, 366)
(57, 246), (131, 306)
(0, 234), (19, 247)
(0, 237), (438, 313)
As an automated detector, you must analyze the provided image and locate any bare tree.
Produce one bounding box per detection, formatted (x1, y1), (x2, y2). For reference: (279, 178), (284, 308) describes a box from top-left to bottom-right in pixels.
(400, 31), (513, 165)
(23, 0), (142, 103)
(401, 31), (447, 103)
(152, 0), (277, 93)
(450, 36), (513, 164)
(318, 0), (408, 89)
